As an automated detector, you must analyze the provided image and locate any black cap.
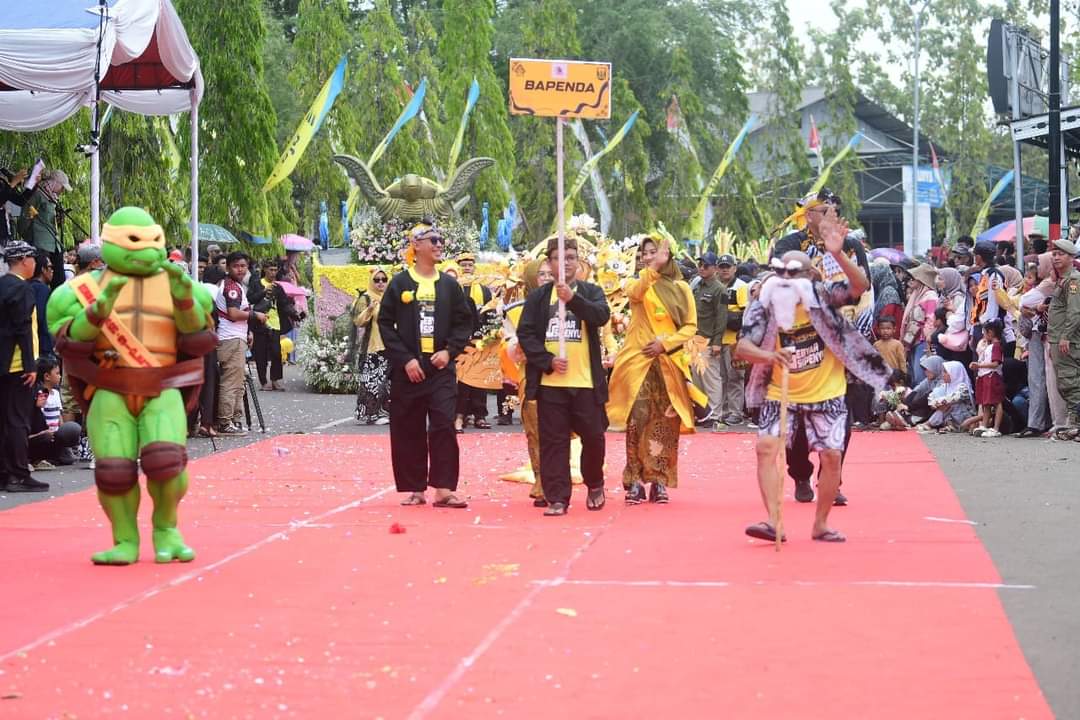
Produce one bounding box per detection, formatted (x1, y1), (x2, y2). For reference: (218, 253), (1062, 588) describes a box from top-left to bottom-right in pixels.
(716, 253), (737, 267)
(699, 252), (719, 267)
(2, 240), (36, 262)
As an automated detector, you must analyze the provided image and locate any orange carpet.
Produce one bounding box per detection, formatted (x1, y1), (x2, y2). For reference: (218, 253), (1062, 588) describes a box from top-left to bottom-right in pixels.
(0, 431), (1051, 718)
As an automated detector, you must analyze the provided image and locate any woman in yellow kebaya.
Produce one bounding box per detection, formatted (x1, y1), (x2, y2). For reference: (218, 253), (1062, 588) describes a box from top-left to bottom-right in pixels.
(607, 232), (705, 504)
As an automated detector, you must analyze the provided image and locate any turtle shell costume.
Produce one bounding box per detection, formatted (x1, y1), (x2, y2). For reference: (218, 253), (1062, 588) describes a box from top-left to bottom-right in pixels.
(47, 207), (216, 565)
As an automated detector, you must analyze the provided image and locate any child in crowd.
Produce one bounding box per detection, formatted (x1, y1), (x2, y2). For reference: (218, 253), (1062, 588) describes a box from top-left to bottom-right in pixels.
(872, 317), (909, 430)
(916, 359), (976, 433)
(873, 317), (907, 381)
(969, 318), (1006, 438)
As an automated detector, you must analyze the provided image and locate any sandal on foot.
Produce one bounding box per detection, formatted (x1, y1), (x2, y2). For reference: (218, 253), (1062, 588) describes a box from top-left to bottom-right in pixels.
(586, 487), (606, 511)
(473, 418), (492, 429)
(532, 497), (549, 508)
(433, 494), (468, 508)
(400, 493), (427, 506)
(812, 529), (847, 543)
(745, 521), (786, 543)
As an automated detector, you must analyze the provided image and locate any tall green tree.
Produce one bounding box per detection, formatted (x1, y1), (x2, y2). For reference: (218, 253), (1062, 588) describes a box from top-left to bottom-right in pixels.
(403, 7), (446, 178)
(175, 0), (296, 241)
(438, 0), (516, 226)
(654, 48), (706, 240)
(745, 0), (812, 220)
(289, 0), (357, 245)
(602, 78), (653, 238)
(100, 114), (187, 241)
(504, 0), (583, 244)
(347, 0), (425, 192)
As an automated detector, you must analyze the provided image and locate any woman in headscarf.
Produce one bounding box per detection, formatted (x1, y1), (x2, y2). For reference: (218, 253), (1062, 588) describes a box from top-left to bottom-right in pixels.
(888, 354), (944, 429)
(900, 264), (939, 385)
(498, 257), (559, 505)
(870, 262), (904, 338)
(918, 359), (976, 432)
(607, 233), (706, 505)
(352, 268), (391, 425)
(932, 267), (972, 365)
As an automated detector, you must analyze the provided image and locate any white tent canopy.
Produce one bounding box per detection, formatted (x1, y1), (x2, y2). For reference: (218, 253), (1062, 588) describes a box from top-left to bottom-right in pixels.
(0, 0), (203, 264)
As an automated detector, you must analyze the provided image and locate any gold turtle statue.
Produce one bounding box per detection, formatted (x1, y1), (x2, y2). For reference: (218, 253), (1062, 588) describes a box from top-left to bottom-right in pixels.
(333, 154), (495, 222)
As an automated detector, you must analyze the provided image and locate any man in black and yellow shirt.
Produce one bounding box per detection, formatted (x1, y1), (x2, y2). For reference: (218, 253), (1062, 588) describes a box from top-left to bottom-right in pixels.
(379, 221), (474, 508)
(0, 241), (49, 492)
(517, 235), (611, 516)
(454, 252), (496, 430)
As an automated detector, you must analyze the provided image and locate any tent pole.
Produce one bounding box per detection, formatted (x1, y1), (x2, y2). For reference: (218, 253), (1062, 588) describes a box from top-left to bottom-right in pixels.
(190, 92), (199, 277)
(90, 142), (100, 244)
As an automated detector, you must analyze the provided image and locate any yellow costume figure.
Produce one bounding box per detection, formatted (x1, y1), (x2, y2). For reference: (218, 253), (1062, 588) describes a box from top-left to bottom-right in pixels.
(497, 257), (585, 502)
(607, 234), (706, 502)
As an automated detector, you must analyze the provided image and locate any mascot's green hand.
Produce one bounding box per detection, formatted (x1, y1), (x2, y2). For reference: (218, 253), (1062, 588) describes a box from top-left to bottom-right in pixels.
(162, 260), (193, 301)
(92, 276), (129, 319)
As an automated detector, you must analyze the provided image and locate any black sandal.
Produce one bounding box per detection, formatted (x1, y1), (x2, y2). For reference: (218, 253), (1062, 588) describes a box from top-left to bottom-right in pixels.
(433, 494), (468, 508)
(400, 492), (426, 506)
(473, 418), (492, 430)
(586, 487), (606, 511)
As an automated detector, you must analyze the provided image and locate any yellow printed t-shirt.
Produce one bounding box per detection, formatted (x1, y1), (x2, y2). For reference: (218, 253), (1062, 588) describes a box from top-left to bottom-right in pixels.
(260, 279), (281, 331)
(767, 306), (846, 404)
(9, 287), (39, 374)
(541, 293), (592, 388)
(721, 281), (750, 346)
(408, 268), (438, 354)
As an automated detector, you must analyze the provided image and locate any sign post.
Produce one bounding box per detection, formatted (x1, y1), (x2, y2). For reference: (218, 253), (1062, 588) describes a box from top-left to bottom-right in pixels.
(509, 58), (611, 358)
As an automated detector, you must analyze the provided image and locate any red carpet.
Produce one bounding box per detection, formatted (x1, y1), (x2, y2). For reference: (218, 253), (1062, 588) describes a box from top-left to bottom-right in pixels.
(0, 431), (1051, 718)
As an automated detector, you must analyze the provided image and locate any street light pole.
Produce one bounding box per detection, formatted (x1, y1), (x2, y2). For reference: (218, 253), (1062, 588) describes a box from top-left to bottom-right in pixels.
(909, 0), (931, 258)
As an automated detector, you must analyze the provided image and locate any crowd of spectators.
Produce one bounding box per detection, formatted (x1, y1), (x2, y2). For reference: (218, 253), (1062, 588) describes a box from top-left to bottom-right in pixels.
(1, 163), (308, 492)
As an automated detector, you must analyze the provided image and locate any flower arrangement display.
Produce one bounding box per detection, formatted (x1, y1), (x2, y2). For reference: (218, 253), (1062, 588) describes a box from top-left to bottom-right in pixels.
(298, 323), (359, 394)
(349, 211), (479, 265)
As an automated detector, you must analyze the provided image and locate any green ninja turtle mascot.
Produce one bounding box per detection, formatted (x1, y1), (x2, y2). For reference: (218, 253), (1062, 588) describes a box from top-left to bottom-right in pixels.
(47, 207), (216, 565)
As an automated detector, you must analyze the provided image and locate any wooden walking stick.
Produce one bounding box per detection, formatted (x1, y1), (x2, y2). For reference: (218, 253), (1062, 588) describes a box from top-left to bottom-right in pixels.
(774, 364), (790, 552)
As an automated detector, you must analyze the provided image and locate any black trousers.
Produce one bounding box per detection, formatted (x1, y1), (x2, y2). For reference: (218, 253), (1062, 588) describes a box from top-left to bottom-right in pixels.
(455, 382), (489, 419)
(252, 329), (283, 385)
(536, 386), (606, 506)
(786, 391), (854, 485)
(0, 372), (34, 485)
(390, 368), (460, 492)
(48, 248), (65, 290)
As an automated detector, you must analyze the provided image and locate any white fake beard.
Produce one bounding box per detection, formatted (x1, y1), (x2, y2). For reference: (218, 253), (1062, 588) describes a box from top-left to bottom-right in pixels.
(759, 277), (818, 331)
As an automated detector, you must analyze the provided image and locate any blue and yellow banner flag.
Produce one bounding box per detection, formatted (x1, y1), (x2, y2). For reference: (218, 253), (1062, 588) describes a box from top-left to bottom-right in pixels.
(551, 111), (638, 231)
(446, 78), (480, 177)
(809, 131), (863, 196)
(971, 170), (1014, 237)
(687, 114), (755, 241)
(263, 55), (348, 193)
(368, 77), (428, 167)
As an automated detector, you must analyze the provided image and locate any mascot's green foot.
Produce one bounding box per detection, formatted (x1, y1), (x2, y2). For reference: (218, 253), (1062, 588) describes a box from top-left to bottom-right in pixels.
(153, 528), (195, 563)
(91, 541), (140, 566)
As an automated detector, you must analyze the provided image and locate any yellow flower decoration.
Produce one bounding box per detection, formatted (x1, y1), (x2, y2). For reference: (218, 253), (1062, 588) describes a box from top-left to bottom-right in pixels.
(401, 290), (415, 304)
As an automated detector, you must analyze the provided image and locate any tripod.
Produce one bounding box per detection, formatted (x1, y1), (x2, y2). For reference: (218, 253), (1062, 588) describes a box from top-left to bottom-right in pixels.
(242, 358), (267, 433)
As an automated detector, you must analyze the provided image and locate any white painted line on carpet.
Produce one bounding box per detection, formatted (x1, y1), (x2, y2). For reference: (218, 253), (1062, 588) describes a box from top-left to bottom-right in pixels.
(529, 579), (1035, 590)
(407, 516), (620, 720)
(313, 416), (356, 431)
(0, 485), (396, 665)
(924, 516), (979, 525)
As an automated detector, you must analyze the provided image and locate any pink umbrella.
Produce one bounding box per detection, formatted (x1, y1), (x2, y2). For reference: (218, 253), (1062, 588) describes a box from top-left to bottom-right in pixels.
(274, 280), (311, 302)
(280, 233), (315, 252)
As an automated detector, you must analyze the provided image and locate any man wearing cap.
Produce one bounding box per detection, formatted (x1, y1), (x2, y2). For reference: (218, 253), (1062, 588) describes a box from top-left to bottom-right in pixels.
(715, 253), (750, 426)
(454, 251), (496, 430)
(1, 166), (31, 243)
(692, 252), (728, 424)
(1047, 239), (1080, 437)
(772, 189), (872, 505)
(971, 240), (1015, 355)
(19, 169), (71, 290)
(0, 241), (49, 492)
